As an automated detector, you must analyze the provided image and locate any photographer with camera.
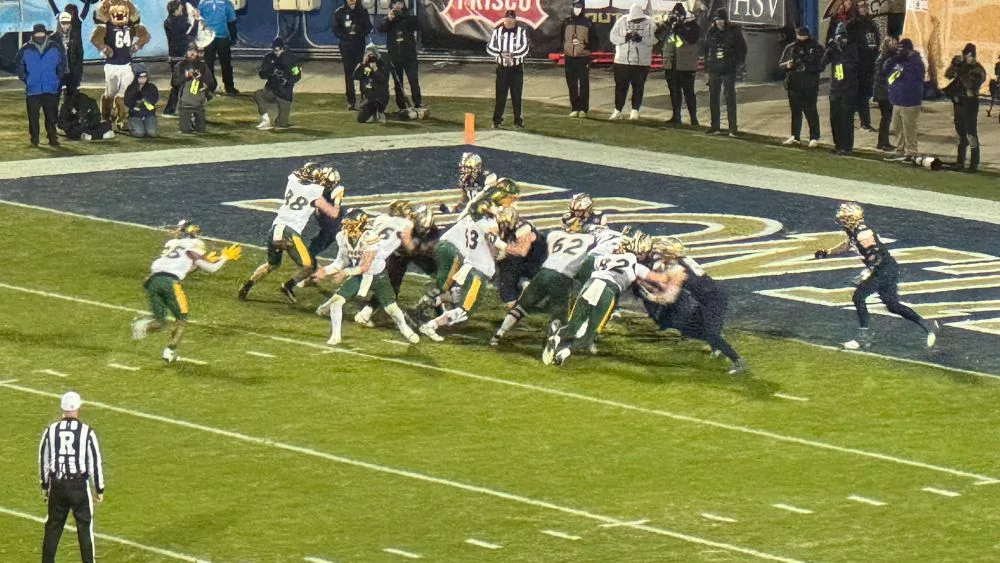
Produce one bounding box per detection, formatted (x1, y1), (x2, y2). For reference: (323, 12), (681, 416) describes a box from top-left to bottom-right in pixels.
(333, 0), (373, 111)
(378, 0), (423, 116)
(779, 26), (824, 147)
(944, 44), (987, 173)
(608, 4), (656, 120)
(254, 37), (302, 131)
(171, 42), (214, 133)
(354, 45), (390, 123)
(657, 2), (700, 126)
(123, 64), (159, 137)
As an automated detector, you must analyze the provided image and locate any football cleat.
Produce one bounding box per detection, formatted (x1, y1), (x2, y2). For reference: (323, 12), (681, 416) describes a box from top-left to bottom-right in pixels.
(419, 322), (444, 342)
(842, 339), (872, 350)
(130, 317), (150, 341)
(162, 347), (178, 363)
(541, 320), (562, 365)
(727, 359), (749, 375)
(925, 320), (941, 348)
(553, 347), (571, 366)
(280, 280), (297, 303)
(237, 280), (255, 301)
(587, 343), (598, 355)
(354, 311), (375, 328)
(489, 333), (501, 347)
(326, 335), (341, 346)
(402, 329), (420, 345)
(315, 298), (333, 317)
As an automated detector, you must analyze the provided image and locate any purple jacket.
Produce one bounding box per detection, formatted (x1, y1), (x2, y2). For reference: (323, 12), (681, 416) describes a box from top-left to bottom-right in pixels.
(887, 51), (924, 107)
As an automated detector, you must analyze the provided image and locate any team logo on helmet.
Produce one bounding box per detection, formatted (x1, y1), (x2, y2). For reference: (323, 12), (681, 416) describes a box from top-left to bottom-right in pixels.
(342, 208), (370, 245)
(441, 0), (549, 31)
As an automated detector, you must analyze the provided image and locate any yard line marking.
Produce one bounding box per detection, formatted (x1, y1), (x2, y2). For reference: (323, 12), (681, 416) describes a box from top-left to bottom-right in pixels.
(0, 381), (804, 563)
(35, 369), (68, 378)
(922, 487), (961, 497)
(303, 557), (335, 563)
(107, 362), (140, 372)
(700, 513), (738, 523)
(246, 351), (276, 358)
(178, 357), (208, 366)
(0, 379), (18, 384)
(974, 480), (1000, 486)
(541, 530), (581, 540)
(451, 334), (480, 342)
(847, 495), (887, 507)
(0, 506), (211, 562)
(3, 281), (997, 484)
(381, 339), (412, 346)
(773, 393), (809, 402)
(465, 538), (503, 550)
(772, 504), (813, 515)
(383, 548), (423, 559)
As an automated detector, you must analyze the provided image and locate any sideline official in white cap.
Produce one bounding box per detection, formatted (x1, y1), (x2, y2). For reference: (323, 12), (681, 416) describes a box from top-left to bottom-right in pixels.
(39, 391), (105, 563)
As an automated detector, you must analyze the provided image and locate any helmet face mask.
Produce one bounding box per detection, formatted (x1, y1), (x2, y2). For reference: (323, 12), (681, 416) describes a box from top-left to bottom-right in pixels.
(562, 212), (585, 233)
(174, 219), (201, 238)
(295, 161), (319, 182)
(569, 193), (594, 220)
(314, 166), (341, 189)
(388, 199), (414, 218)
(412, 205), (435, 233)
(459, 152), (483, 182)
(491, 178), (520, 206)
(342, 209), (370, 245)
(836, 202), (865, 229)
(496, 206), (520, 238)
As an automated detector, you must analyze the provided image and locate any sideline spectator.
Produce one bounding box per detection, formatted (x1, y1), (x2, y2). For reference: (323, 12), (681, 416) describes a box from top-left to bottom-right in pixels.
(846, 1), (880, 131)
(198, 0), (238, 95)
(657, 2), (700, 126)
(886, 38), (923, 161)
(58, 89), (115, 140)
(873, 36), (898, 151)
(487, 10), (529, 129)
(254, 37), (301, 130)
(779, 26), (823, 147)
(333, 0), (372, 111)
(15, 24), (65, 147)
(608, 4), (655, 121)
(124, 64), (159, 137)
(944, 43), (986, 173)
(560, 0), (595, 118)
(54, 12), (82, 94)
(826, 0), (854, 47)
(172, 43), (214, 133)
(163, 0), (196, 117)
(354, 45), (389, 123)
(704, 9), (746, 136)
(378, 0), (423, 114)
(822, 23), (860, 155)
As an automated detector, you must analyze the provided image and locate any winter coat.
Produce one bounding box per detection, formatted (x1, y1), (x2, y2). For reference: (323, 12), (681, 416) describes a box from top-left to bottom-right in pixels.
(15, 37), (66, 96)
(887, 51), (924, 108)
(658, 18), (700, 72)
(197, 0), (236, 39)
(58, 91), (102, 139)
(333, 3), (372, 56)
(377, 9), (418, 63)
(354, 55), (390, 105)
(164, 13), (195, 58)
(561, 13), (596, 59)
(259, 50), (301, 102)
(704, 23), (747, 75)
(873, 53), (893, 102)
(779, 38), (824, 91)
(609, 8), (656, 67)
(944, 57), (987, 104)
(172, 58), (214, 107)
(822, 41), (860, 99)
(124, 80), (160, 117)
(846, 15), (881, 66)
(54, 27), (83, 80)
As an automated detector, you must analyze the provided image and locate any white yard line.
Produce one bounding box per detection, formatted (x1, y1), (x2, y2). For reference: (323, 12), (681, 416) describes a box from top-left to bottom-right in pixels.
(1, 281), (997, 483)
(847, 495), (887, 507)
(0, 506), (211, 562)
(35, 369), (68, 378)
(0, 379), (19, 384)
(700, 513), (738, 523)
(465, 538), (503, 550)
(303, 557), (335, 563)
(974, 480), (1000, 486)
(382, 548), (423, 559)
(922, 487), (961, 498)
(541, 529), (581, 540)
(0, 381), (803, 563)
(246, 351), (277, 358)
(772, 504), (813, 515)
(773, 393), (809, 402)
(107, 362), (140, 372)
(178, 357), (208, 366)
(381, 339), (412, 346)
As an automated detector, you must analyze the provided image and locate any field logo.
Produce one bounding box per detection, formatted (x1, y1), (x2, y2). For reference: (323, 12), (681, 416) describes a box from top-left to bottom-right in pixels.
(441, 0), (549, 30)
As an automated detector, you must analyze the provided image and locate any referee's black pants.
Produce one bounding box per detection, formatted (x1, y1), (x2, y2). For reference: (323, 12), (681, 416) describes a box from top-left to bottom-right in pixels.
(43, 477), (95, 563)
(493, 64), (523, 126)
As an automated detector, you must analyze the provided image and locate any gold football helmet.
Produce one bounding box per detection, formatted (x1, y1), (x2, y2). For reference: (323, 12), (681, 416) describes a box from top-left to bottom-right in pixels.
(491, 177), (521, 206)
(836, 202), (864, 229)
(412, 204), (436, 234)
(341, 208), (370, 245)
(655, 236), (686, 260)
(314, 166), (342, 189)
(496, 206), (520, 238)
(294, 161), (319, 182)
(388, 199), (414, 218)
(620, 230), (653, 258)
(561, 212), (585, 233)
(569, 193), (594, 218)
(174, 219), (201, 238)
(459, 152), (483, 180)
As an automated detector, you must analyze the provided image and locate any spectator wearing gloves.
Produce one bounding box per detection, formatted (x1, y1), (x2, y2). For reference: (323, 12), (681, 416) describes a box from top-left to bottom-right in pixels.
(944, 43), (987, 173)
(657, 2), (700, 126)
(172, 42), (214, 133)
(487, 10), (529, 129)
(561, 0), (595, 118)
(15, 23), (65, 147)
(608, 3), (655, 121)
(333, 0), (373, 111)
(779, 26), (824, 147)
(885, 38), (924, 162)
(354, 45), (390, 123)
(54, 12), (83, 94)
(254, 37), (301, 130)
(123, 64), (159, 137)
(873, 36), (898, 151)
(198, 0), (238, 95)
(378, 0), (424, 116)
(163, 0), (196, 117)
(58, 89), (115, 141)
(821, 22), (860, 155)
(704, 9), (746, 136)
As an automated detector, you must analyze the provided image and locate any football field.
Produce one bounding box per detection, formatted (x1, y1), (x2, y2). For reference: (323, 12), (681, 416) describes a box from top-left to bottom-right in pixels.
(3, 132), (1000, 562)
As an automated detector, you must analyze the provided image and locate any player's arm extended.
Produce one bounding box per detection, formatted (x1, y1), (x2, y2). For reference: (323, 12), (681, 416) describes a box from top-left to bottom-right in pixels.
(639, 264), (686, 305)
(314, 195), (341, 220)
(504, 225), (536, 258)
(189, 246), (240, 273)
(815, 237), (851, 259)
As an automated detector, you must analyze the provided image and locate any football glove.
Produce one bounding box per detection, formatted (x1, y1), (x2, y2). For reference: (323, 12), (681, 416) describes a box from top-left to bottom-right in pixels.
(814, 249), (829, 259)
(222, 244), (243, 261)
(204, 251), (221, 263)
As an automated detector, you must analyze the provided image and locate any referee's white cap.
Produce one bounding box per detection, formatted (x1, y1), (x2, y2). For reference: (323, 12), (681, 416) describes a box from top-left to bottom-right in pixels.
(61, 391), (82, 412)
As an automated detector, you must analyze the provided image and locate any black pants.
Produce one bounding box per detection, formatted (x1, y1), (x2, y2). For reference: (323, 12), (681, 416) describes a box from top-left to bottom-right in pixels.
(62, 71), (82, 95)
(665, 69), (696, 122)
(27, 93), (59, 144)
(42, 477), (94, 563)
(307, 213), (342, 258)
(856, 66), (875, 127)
(495, 254), (544, 304)
(390, 58), (422, 109)
(565, 57), (590, 112)
(646, 292), (740, 363)
(358, 99), (386, 123)
(877, 100), (893, 148)
(830, 95), (856, 151)
(852, 263), (924, 329)
(613, 64), (648, 111)
(341, 51), (363, 107)
(493, 65), (524, 125)
(787, 86), (820, 140)
(203, 36), (235, 92)
(954, 100), (980, 167)
(708, 72), (737, 132)
(165, 59), (182, 113)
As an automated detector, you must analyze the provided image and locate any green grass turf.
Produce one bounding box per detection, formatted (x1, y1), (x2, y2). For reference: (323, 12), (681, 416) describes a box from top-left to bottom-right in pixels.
(2, 199), (1000, 561)
(0, 89), (997, 201)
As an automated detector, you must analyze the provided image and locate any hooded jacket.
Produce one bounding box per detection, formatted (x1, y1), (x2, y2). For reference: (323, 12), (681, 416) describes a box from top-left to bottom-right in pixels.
(561, 9), (596, 59)
(172, 57), (215, 108)
(779, 37), (824, 91)
(658, 14), (701, 72)
(873, 51), (894, 102)
(944, 45), (987, 104)
(887, 49), (925, 108)
(260, 49), (302, 102)
(609, 5), (656, 67)
(354, 50), (390, 105)
(124, 73), (160, 117)
(821, 39), (860, 98)
(15, 35), (66, 96)
(57, 90), (102, 139)
(846, 14), (881, 66)
(704, 17), (747, 75)
(164, 10), (196, 59)
(333, 2), (372, 56)
(55, 23), (83, 80)
(377, 7), (418, 63)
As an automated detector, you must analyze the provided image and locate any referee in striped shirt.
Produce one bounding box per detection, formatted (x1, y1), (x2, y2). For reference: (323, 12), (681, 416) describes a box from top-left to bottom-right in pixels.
(487, 9), (529, 129)
(39, 391), (105, 563)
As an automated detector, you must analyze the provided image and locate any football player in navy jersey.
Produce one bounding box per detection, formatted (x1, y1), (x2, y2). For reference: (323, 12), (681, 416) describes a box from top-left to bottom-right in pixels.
(91, 0), (149, 129)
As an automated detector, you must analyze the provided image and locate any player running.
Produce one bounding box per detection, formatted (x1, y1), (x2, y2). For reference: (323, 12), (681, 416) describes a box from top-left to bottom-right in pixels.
(131, 221), (242, 363)
(314, 209), (420, 346)
(238, 162), (343, 302)
(815, 202), (940, 350)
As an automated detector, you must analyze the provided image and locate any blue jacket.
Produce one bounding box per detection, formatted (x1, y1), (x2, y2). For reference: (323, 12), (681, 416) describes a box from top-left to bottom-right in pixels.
(197, 0), (236, 38)
(887, 51), (924, 108)
(15, 36), (66, 96)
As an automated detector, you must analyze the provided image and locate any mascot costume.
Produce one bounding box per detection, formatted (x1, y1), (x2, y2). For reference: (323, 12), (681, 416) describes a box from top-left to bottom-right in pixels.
(91, 0), (149, 130)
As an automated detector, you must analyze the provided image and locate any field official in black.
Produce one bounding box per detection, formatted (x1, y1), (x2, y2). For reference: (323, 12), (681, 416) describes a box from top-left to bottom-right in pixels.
(779, 27), (824, 146)
(333, 0), (372, 111)
(561, 0), (595, 117)
(703, 9), (746, 136)
(846, 2), (880, 131)
(944, 44), (987, 173)
(39, 391), (105, 563)
(487, 10), (529, 129)
(657, 2), (700, 126)
(822, 24), (860, 155)
(378, 0), (422, 112)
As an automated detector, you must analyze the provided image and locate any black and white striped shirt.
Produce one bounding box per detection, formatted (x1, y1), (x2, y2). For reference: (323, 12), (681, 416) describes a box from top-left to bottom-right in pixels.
(486, 24), (529, 67)
(39, 418), (105, 494)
